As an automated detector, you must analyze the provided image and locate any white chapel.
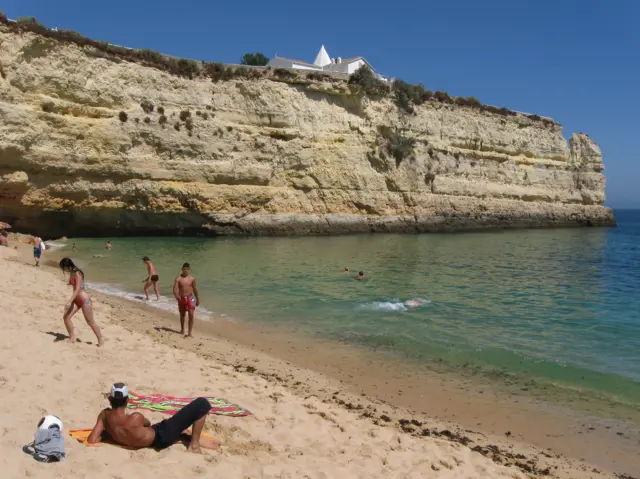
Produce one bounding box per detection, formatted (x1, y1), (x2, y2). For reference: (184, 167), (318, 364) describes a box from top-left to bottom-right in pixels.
(268, 45), (387, 80)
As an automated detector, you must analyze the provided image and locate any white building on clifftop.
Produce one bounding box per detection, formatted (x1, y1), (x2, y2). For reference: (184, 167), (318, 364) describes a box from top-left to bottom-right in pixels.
(268, 45), (388, 80)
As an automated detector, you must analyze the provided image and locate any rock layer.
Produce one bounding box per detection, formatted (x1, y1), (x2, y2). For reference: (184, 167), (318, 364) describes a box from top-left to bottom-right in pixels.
(0, 27), (615, 237)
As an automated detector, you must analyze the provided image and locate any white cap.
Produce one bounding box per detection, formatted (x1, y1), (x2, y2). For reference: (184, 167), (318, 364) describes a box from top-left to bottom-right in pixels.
(110, 383), (128, 399)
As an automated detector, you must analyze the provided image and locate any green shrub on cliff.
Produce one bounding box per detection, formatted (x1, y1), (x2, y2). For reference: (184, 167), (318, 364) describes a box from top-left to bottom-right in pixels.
(159, 114), (168, 125)
(41, 101), (55, 113)
(17, 16), (40, 25)
(179, 110), (191, 121)
(349, 65), (389, 97)
(392, 80), (431, 113)
(240, 52), (269, 66)
(273, 68), (298, 80)
(118, 111), (128, 122)
(140, 99), (154, 114)
(157, 106), (165, 115)
(378, 125), (416, 167)
(176, 58), (200, 79)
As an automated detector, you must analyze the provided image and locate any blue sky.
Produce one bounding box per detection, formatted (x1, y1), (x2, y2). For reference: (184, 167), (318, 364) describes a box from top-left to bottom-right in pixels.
(3, 0), (639, 208)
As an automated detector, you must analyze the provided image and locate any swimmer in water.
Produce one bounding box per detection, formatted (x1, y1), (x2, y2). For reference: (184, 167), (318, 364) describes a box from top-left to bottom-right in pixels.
(404, 300), (422, 308)
(344, 267), (350, 273)
(355, 271), (364, 280)
(105, 240), (112, 250)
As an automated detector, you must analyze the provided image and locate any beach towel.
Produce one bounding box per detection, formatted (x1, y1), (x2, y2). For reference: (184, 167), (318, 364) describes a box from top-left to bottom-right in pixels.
(101, 391), (251, 417)
(68, 429), (217, 450)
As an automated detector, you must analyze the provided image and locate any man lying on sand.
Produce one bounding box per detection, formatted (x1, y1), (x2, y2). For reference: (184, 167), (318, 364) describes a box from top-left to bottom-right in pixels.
(88, 383), (219, 453)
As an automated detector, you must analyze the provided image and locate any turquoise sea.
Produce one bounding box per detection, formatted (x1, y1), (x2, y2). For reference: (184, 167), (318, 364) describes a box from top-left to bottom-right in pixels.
(59, 210), (640, 410)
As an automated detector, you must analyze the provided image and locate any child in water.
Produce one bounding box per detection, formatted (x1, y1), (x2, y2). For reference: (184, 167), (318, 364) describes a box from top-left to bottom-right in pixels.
(59, 257), (103, 347)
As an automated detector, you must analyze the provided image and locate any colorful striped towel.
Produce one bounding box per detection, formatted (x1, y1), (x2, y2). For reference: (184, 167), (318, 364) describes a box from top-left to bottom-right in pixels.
(113, 391), (251, 417)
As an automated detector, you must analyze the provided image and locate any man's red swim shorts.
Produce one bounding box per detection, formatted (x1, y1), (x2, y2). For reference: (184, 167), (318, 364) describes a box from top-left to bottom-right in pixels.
(178, 295), (196, 313)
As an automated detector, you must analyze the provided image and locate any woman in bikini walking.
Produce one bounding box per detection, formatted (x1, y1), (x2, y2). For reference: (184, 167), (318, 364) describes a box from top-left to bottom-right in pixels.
(59, 257), (104, 347)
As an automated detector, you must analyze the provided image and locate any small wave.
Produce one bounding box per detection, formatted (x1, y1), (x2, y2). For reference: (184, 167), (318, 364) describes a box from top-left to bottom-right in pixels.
(360, 298), (430, 312)
(86, 282), (212, 320)
(45, 241), (67, 251)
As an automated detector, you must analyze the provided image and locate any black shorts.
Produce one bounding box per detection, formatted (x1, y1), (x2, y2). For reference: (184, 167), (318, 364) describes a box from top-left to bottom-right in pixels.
(151, 397), (211, 449)
(151, 275), (159, 282)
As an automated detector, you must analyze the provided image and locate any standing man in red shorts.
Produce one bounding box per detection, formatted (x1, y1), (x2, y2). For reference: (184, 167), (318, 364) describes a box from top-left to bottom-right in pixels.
(173, 263), (200, 337)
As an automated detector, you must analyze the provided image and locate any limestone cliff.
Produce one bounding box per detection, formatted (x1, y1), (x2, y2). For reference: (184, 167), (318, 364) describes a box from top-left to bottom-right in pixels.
(0, 26), (615, 237)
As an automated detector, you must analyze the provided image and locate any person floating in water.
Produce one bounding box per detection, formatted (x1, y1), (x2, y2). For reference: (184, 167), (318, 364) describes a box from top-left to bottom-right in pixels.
(355, 271), (364, 280)
(344, 267), (349, 273)
(88, 383), (219, 453)
(59, 257), (103, 347)
(142, 256), (160, 301)
(173, 263), (200, 337)
(403, 300), (422, 308)
(33, 236), (44, 266)
(105, 241), (112, 250)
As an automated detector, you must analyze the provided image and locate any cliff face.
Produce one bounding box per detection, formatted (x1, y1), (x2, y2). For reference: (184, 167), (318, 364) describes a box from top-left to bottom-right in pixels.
(0, 27), (615, 237)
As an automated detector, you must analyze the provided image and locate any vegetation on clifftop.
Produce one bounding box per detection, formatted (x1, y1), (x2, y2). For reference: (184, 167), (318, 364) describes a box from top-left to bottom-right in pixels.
(0, 12), (558, 127)
(241, 52), (269, 66)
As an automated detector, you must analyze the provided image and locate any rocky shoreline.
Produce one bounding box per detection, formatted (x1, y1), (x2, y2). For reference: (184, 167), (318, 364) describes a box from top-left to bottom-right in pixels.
(1, 205), (616, 238)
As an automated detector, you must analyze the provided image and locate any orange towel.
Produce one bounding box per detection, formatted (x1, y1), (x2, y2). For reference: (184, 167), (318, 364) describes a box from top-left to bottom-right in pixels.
(69, 429), (216, 450)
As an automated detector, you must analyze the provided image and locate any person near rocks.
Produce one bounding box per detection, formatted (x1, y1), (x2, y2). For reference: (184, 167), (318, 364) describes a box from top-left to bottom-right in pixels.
(173, 263), (200, 337)
(142, 256), (160, 301)
(105, 240), (112, 250)
(0, 231), (8, 247)
(88, 383), (218, 453)
(59, 257), (103, 347)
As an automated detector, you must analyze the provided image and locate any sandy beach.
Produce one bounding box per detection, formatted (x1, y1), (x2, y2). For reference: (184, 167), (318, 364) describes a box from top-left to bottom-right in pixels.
(0, 242), (635, 479)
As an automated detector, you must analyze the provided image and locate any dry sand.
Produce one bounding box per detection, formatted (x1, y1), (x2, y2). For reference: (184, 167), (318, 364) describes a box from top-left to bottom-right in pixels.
(0, 244), (631, 479)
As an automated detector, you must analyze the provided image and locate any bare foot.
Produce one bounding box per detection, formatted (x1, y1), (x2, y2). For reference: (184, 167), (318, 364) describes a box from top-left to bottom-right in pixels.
(199, 437), (220, 450)
(184, 334), (193, 339)
(68, 337), (77, 344)
(97, 339), (104, 347)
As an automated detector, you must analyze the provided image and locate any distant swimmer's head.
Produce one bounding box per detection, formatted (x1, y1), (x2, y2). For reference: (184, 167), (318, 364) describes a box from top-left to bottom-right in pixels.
(142, 256), (150, 262)
(355, 271), (364, 279)
(344, 267), (349, 272)
(181, 262), (191, 275)
(108, 382), (129, 409)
